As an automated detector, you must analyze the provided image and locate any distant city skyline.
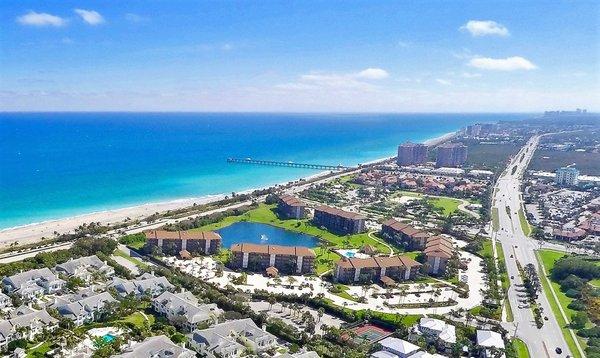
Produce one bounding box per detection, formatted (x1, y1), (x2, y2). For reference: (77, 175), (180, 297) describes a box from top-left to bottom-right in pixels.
(1, 1), (599, 112)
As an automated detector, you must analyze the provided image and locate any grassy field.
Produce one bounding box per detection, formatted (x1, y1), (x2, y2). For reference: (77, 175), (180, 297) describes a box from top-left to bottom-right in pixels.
(114, 249), (150, 269)
(392, 190), (463, 216)
(120, 311), (155, 328)
(27, 342), (52, 357)
(536, 250), (585, 358)
(518, 209), (531, 236)
(512, 338), (531, 358)
(428, 196), (462, 216)
(492, 207), (499, 232)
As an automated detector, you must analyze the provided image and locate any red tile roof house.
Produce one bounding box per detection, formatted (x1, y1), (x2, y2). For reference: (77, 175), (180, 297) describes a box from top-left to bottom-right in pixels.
(380, 218), (430, 250)
(424, 236), (454, 275)
(230, 243), (316, 275)
(313, 205), (367, 235)
(144, 230), (222, 255)
(334, 255), (421, 284)
(276, 194), (307, 219)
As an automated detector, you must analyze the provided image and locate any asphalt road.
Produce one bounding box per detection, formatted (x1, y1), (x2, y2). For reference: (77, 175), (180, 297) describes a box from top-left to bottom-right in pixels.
(493, 135), (574, 357)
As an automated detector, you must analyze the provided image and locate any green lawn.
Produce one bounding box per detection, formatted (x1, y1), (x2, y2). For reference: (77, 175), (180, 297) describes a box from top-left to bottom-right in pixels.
(27, 342), (52, 357)
(113, 249), (150, 269)
(428, 196), (462, 216)
(518, 209), (531, 236)
(536, 250), (585, 358)
(512, 338), (531, 358)
(492, 207), (499, 232)
(120, 311), (155, 328)
(191, 204), (391, 254)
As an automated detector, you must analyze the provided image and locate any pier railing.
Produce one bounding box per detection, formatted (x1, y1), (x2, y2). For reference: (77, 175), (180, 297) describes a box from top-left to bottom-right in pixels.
(227, 158), (349, 170)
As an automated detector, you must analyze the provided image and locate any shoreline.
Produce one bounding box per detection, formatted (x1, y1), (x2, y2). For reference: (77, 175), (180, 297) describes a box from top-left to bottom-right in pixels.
(0, 130), (456, 247)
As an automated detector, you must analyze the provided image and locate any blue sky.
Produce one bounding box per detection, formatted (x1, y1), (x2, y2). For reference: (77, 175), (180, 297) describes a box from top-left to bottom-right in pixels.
(1, 1), (598, 112)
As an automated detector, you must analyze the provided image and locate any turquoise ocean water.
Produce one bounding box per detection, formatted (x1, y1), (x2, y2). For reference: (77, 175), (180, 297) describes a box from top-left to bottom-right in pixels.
(0, 113), (524, 229)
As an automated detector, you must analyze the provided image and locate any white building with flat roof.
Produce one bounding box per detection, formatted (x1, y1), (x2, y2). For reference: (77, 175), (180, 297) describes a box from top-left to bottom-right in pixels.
(555, 167), (579, 186)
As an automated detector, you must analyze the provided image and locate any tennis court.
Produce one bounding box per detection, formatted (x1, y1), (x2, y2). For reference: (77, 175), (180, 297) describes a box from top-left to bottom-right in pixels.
(351, 323), (392, 344)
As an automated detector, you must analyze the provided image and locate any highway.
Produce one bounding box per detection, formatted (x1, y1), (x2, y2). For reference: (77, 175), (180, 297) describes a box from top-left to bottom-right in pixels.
(492, 135), (576, 357)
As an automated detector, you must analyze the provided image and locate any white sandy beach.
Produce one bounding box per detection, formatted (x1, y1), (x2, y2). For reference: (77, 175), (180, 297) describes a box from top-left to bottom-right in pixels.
(0, 131), (456, 248)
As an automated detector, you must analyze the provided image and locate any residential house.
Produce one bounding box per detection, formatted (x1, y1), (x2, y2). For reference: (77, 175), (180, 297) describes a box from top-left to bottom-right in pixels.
(191, 318), (278, 357)
(0, 310), (58, 351)
(54, 255), (115, 282)
(114, 335), (196, 358)
(334, 255), (421, 284)
(2, 268), (65, 300)
(371, 337), (420, 358)
(145, 230), (222, 255)
(152, 291), (222, 332)
(313, 206), (366, 235)
(230, 243), (316, 274)
(412, 317), (456, 352)
(277, 194), (306, 219)
(56, 292), (117, 326)
(476, 330), (505, 358)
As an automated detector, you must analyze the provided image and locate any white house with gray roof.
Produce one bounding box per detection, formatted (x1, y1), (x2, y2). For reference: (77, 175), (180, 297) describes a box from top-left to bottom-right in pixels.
(57, 291), (117, 326)
(371, 337), (420, 358)
(2, 268), (65, 300)
(411, 317), (456, 351)
(476, 330), (505, 358)
(152, 290), (222, 332)
(191, 318), (278, 357)
(110, 274), (174, 298)
(0, 309), (58, 351)
(54, 255), (114, 282)
(114, 334), (195, 358)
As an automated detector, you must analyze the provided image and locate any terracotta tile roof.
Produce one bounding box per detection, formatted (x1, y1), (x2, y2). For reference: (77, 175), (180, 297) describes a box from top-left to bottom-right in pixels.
(382, 218), (410, 231)
(426, 236), (453, 249)
(424, 244), (453, 259)
(230, 243), (315, 257)
(337, 255), (421, 270)
(278, 194), (305, 207)
(145, 230), (221, 241)
(315, 205), (367, 220)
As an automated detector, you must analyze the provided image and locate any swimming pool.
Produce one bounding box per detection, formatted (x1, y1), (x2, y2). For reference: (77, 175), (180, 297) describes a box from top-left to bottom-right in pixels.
(217, 222), (319, 248)
(102, 334), (116, 343)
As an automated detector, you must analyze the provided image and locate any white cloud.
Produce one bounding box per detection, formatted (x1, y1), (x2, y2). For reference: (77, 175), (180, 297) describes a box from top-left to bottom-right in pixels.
(74, 9), (104, 25)
(436, 79), (452, 86)
(460, 20), (509, 37)
(356, 68), (389, 80)
(277, 68), (389, 93)
(221, 43), (233, 51)
(16, 11), (66, 27)
(468, 56), (537, 71)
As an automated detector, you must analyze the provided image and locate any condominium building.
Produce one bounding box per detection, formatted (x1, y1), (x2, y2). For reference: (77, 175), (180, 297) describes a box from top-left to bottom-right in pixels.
(555, 166), (580, 186)
(56, 292), (117, 326)
(2, 268), (65, 300)
(313, 206), (366, 235)
(334, 255), (421, 284)
(230, 243), (315, 275)
(110, 273), (174, 298)
(152, 290), (223, 332)
(381, 218), (430, 249)
(54, 255), (115, 282)
(436, 143), (468, 167)
(0, 310), (58, 351)
(144, 230), (221, 255)
(277, 194), (306, 219)
(424, 236), (454, 275)
(397, 142), (428, 166)
(115, 335), (196, 358)
(191, 318), (278, 357)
